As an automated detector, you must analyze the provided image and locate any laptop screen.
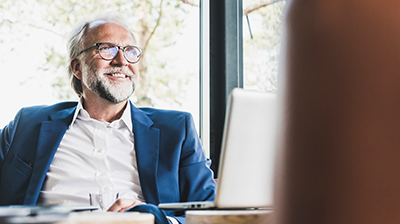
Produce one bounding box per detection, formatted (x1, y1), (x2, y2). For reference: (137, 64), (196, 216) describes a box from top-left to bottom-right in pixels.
(215, 88), (278, 209)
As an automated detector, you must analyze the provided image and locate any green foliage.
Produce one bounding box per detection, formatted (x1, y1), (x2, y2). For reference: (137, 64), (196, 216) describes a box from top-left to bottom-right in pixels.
(1, 0), (194, 107)
(244, 0), (286, 93)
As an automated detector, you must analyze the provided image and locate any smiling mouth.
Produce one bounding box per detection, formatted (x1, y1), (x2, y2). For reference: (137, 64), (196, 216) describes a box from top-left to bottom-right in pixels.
(106, 73), (127, 78)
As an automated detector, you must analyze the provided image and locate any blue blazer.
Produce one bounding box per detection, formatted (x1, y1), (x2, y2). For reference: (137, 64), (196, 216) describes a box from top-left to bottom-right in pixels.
(0, 101), (216, 222)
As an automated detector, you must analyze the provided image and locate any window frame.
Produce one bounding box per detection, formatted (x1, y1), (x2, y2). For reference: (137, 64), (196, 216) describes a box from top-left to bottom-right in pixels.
(200, 0), (244, 175)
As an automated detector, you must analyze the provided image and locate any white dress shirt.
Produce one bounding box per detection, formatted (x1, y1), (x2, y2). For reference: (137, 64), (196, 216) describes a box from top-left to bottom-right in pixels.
(38, 100), (144, 206)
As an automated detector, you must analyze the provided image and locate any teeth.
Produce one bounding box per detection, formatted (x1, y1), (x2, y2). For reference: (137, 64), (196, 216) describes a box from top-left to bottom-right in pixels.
(110, 73), (126, 78)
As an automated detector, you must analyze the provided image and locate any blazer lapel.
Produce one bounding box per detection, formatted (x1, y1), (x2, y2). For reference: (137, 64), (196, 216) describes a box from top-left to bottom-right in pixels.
(24, 102), (160, 205)
(24, 107), (76, 205)
(130, 102), (161, 204)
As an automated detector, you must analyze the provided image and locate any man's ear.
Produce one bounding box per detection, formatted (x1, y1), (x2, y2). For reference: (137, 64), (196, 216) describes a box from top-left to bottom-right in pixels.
(70, 58), (82, 80)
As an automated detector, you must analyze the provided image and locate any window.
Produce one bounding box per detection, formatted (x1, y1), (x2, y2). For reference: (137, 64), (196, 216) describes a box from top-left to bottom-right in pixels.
(0, 1), (200, 130)
(205, 0), (286, 173)
(243, 0), (286, 92)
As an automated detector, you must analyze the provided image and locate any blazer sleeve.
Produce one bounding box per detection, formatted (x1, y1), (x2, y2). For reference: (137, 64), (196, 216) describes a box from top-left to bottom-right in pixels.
(169, 113), (216, 224)
(0, 109), (22, 169)
(178, 113), (216, 202)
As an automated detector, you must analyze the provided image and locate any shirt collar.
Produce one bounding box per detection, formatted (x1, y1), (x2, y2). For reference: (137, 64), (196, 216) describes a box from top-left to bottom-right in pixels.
(119, 101), (133, 131)
(69, 99), (84, 128)
(69, 99), (133, 132)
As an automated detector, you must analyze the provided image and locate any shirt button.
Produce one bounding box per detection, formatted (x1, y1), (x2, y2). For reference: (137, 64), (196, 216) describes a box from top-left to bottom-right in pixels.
(104, 186), (112, 191)
(99, 125), (107, 131)
(95, 172), (107, 177)
(98, 149), (105, 153)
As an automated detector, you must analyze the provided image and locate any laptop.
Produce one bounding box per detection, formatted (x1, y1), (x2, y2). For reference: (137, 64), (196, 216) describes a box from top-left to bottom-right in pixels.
(159, 88), (278, 210)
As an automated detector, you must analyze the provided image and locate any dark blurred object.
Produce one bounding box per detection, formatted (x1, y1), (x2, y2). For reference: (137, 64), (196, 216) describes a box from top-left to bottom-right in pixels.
(275, 0), (400, 223)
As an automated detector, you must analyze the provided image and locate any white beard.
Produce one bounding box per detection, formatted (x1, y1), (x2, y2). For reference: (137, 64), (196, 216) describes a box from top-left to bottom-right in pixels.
(81, 62), (137, 103)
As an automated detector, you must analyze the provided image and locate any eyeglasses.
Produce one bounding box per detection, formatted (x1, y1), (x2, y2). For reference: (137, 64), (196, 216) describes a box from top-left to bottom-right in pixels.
(77, 42), (143, 64)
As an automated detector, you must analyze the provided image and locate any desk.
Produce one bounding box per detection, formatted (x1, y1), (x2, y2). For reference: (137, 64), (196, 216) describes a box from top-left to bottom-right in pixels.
(57, 212), (154, 224)
(1, 212), (154, 224)
(186, 210), (272, 224)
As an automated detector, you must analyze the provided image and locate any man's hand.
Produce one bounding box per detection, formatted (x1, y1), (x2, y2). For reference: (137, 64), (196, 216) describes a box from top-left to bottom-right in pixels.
(107, 198), (145, 212)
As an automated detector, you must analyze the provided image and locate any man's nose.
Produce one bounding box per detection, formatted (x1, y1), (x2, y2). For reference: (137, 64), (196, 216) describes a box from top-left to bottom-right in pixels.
(111, 49), (128, 66)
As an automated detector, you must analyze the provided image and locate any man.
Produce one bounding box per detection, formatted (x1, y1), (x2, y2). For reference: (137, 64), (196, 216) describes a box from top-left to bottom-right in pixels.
(0, 13), (216, 224)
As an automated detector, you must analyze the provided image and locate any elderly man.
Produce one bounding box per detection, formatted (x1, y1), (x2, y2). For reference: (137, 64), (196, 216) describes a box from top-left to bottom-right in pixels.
(0, 13), (216, 224)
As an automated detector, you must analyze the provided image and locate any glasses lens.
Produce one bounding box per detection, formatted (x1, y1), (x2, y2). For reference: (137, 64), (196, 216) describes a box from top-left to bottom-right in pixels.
(124, 46), (141, 63)
(98, 43), (118, 60)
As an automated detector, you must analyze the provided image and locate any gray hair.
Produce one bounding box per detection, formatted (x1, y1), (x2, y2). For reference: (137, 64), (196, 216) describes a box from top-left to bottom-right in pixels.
(67, 12), (137, 97)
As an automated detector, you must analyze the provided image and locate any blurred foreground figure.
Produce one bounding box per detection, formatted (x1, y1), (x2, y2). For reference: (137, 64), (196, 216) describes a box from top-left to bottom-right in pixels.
(275, 0), (400, 223)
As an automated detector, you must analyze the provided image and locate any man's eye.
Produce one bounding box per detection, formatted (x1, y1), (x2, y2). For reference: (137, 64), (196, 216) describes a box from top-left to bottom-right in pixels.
(126, 50), (136, 56)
